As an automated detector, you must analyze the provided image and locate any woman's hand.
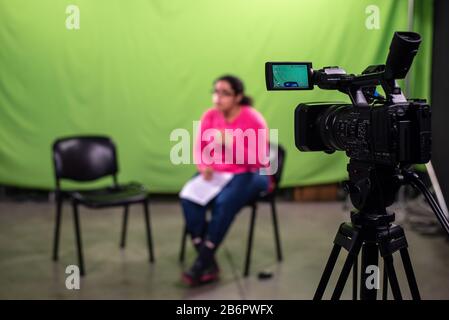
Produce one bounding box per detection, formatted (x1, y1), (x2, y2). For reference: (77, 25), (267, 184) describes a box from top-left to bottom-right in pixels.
(202, 166), (214, 181)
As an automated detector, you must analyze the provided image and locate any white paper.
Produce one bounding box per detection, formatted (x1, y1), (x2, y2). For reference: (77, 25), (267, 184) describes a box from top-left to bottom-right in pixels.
(179, 172), (234, 206)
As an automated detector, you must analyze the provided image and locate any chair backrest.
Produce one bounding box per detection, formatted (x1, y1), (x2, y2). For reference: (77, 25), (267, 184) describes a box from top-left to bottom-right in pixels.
(52, 136), (118, 184)
(271, 144), (286, 188)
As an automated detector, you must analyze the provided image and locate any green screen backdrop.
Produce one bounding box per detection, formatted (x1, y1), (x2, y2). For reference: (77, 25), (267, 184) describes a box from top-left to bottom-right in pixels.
(0, 0), (433, 192)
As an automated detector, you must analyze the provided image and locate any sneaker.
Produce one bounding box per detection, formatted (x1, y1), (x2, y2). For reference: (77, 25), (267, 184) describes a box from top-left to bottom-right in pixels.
(199, 263), (220, 283)
(193, 241), (220, 273)
(182, 262), (220, 287)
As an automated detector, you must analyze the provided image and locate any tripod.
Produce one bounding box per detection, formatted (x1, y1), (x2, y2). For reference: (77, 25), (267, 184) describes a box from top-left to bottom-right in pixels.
(313, 160), (446, 300)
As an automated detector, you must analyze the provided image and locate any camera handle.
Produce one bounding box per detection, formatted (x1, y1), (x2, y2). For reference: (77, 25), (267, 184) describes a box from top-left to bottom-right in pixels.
(314, 66), (408, 107)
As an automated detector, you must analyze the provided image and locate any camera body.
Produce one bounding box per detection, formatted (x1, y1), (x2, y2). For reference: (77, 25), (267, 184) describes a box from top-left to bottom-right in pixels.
(295, 100), (431, 165)
(266, 32), (430, 167)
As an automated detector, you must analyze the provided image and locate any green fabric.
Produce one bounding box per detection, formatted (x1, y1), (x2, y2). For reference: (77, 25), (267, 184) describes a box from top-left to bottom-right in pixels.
(409, 0), (433, 102)
(0, 0), (433, 192)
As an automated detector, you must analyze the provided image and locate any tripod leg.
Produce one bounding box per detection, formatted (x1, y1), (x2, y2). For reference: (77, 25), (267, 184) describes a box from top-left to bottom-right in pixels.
(313, 244), (342, 300)
(331, 237), (363, 300)
(383, 254), (403, 300)
(360, 242), (378, 300)
(352, 255), (358, 300)
(400, 248), (421, 300)
(382, 263), (388, 300)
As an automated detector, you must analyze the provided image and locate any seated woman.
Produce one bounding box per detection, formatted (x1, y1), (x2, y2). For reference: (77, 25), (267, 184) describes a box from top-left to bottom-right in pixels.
(181, 75), (272, 286)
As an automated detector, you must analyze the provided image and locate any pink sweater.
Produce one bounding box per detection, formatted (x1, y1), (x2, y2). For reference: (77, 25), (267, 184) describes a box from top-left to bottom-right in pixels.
(195, 106), (270, 174)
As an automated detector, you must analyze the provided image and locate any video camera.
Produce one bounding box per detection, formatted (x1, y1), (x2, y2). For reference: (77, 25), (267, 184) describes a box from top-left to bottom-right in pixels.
(265, 32), (431, 166)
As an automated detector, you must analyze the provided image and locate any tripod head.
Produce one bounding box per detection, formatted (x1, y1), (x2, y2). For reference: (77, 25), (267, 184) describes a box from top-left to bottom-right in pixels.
(343, 159), (449, 235)
(344, 160), (399, 213)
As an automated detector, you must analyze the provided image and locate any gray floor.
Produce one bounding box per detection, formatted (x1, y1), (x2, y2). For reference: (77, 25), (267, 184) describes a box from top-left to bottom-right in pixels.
(0, 198), (448, 300)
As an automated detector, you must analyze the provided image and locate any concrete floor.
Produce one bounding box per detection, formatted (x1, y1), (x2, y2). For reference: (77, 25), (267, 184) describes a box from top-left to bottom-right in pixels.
(0, 198), (448, 300)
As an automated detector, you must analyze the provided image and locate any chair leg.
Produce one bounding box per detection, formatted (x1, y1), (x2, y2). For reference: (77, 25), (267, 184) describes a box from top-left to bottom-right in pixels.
(72, 202), (85, 276)
(179, 224), (188, 263)
(52, 196), (63, 261)
(120, 205), (129, 248)
(270, 199), (283, 262)
(244, 204), (257, 277)
(143, 200), (155, 263)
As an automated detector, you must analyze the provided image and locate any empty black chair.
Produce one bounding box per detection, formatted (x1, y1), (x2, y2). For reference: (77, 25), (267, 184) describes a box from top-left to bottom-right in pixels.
(52, 136), (154, 276)
(179, 144), (286, 277)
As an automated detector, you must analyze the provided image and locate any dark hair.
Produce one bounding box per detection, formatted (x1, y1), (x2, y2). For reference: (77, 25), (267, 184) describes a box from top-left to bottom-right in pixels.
(214, 75), (253, 106)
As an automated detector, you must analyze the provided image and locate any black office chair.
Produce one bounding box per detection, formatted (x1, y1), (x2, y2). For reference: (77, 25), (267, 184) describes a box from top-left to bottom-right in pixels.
(179, 144), (286, 277)
(51, 136), (154, 276)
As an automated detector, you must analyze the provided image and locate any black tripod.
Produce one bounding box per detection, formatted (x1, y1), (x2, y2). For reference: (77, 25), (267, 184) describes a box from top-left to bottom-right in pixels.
(314, 160), (445, 300)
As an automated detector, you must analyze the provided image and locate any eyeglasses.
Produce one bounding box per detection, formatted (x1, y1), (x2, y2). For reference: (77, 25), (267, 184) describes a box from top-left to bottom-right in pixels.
(212, 89), (235, 97)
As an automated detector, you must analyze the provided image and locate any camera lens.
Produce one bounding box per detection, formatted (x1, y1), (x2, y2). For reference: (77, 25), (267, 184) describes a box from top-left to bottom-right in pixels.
(318, 104), (352, 151)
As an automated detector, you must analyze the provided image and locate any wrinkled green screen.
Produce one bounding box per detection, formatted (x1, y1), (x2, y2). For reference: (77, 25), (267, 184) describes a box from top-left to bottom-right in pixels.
(0, 0), (432, 192)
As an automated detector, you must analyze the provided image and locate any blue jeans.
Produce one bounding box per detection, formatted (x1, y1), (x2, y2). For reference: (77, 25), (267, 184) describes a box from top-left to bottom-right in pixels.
(181, 172), (269, 247)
